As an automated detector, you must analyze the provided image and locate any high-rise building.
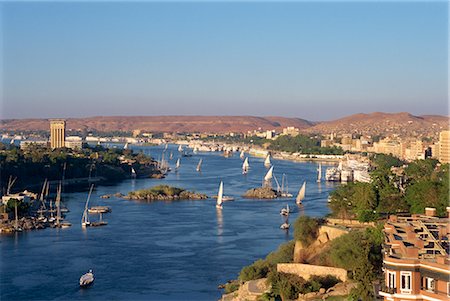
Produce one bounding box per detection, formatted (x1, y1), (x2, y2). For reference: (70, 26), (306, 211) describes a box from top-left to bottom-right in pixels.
(438, 131), (450, 164)
(50, 119), (66, 149)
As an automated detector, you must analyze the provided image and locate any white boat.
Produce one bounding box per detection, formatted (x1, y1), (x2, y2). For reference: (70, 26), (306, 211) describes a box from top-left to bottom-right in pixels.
(196, 158), (202, 172)
(317, 163), (322, 183)
(175, 158), (180, 170)
(82, 185), (94, 227)
(264, 154), (271, 167)
(325, 167), (341, 181)
(193, 146), (198, 154)
(280, 221), (290, 230)
(216, 181), (223, 209)
(264, 166), (273, 182)
(279, 173), (293, 197)
(296, 181), (306, 204)
(280, 204), (290, 216)
(164, 143), (168, 150)
(10, 139), (15, 145)
(131, 167), (137, 178)
(123, 142), (128, 150)
(178, 145), (183, 152)
(88, 206), (111, 214)
(242, 157), (249, 174)
(240, 150), (245, 159)
(169, 152), (173, 160)
(79, 270), (94, 287)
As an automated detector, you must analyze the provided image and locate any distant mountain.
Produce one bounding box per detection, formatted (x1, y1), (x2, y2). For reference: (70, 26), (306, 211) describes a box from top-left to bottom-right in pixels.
(0, 116), (314, 133)
(305, 112), (449, 137)
(1, 113), (447, 137)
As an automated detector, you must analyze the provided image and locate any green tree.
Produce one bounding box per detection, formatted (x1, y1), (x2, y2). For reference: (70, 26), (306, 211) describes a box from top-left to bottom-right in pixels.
(293, 216), (320, 247)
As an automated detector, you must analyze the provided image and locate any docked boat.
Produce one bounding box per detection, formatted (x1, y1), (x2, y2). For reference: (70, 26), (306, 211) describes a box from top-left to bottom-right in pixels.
(325, 167), (341, 181)
(88, 206), (111, 214)
(296, 181), (306, 204)
(79, 270), (94, 287)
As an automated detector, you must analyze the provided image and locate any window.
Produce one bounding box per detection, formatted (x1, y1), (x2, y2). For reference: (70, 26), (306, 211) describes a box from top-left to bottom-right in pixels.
(400, 271), (412, 294)
(425, 277), (435, 292)
(387, 271), (396, 289)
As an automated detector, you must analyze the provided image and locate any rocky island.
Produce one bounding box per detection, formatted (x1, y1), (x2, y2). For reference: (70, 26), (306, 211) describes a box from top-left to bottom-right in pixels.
(242, 187), (278, 199)
(125, 185), (208, 201)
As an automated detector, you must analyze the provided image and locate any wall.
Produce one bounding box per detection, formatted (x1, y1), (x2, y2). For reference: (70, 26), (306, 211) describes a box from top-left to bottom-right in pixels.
(277, 263), (348, 282)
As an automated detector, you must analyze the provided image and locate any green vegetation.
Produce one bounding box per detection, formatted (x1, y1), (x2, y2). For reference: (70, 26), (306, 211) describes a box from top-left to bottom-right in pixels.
(293, 216), (320, 247)
(126, 185), (207, 201)
(0, 143), (158, 191)
(328, 157), (449, 221)
(269, 135), (344, 155)
(322, 226), (384, 301)
(224, 280), (240, 294)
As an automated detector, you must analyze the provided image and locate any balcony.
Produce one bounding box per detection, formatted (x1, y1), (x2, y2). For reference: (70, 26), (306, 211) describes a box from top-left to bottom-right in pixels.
(379, 284), (396, 294)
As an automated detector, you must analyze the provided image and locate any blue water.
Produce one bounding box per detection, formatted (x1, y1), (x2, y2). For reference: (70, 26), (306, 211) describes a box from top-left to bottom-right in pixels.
(0, 144), (338, 301)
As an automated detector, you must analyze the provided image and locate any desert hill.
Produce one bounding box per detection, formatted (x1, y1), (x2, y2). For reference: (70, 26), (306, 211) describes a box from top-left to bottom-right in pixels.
(0, 116), (314, 133)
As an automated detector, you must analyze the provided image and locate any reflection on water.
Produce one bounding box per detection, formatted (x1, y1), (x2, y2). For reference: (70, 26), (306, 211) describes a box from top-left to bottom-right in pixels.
(1, 144), (340, 301)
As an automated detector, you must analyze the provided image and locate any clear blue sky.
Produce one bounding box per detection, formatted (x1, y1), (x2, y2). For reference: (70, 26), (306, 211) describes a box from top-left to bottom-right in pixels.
(1, 1), (448, 121)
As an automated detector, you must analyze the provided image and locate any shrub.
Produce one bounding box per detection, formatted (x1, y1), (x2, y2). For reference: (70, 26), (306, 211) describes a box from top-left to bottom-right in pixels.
(239, 259), (271, 282)
(224, 280), (240, 294)
(293, 216), (320, 247)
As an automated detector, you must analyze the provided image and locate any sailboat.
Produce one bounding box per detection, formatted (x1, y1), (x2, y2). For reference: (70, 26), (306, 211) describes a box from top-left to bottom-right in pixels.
(263, 166), (274, 187)
(55, 182), (71, 228)
(242, 157), (249, 174)
(296, 181), (306, 204)
(264, 154), (271, 167)
(240, 150), (245, 159)
(123, 142), (129, 150)
(279, 174), (293, 197)
(82, 185), (94, 227)
(164, 143), (168, 151)
(216, 181), (223, 209)
(175, 158), (181, 170)
(317, 163), (322, 183)
(280, 219), (290, 230)
(280, 204), (290, 216)
(193, 146), (198, 154)
(178, 145), (183, 152)
(196, 158), (202, 172)
(169, 152), (173, 160)
(131, 167), (137, 178)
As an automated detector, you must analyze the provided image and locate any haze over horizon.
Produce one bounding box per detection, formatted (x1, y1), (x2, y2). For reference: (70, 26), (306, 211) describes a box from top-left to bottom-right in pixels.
(1, 1), (448, 120)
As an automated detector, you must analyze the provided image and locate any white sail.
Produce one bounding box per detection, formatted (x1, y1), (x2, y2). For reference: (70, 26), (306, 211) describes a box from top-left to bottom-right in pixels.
(264, 155), (271, 167)
(131, 167), (136, 177)
(317, 163), (322, 182)
(176, 158), (180, 169)
(82, 185), (94, 226)
(123, 142), (128, 150)
(240, 150), (245, 159)
(164, 143), (168, 150)
(264, 166), (273, 181)
(296, 181), (306, 204)
(216, 181), (223, 208)
(196, 158), (202, 172)
(10, 139), (15, 145)
(178, 145), (183, 152)
(242, 157), (249, 173)
(193, 146), (198, 154)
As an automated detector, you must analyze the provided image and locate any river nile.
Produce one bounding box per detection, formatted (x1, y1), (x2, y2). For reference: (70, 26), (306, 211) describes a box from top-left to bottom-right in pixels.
(1, 144), (339, 301)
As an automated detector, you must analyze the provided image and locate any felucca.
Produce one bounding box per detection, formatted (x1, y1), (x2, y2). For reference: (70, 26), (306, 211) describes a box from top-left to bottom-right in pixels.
(175, 158), (181, 170)
(196, 158), (203, 172)
(81, 185), (94, 227)
(317, 163), (322, 183)
(240, 150), (245, 159)
(216, 181), (224, 209)
(296, 181), (306, 204)
(242, 157), (249, 174)
(264, 154), (271, 167)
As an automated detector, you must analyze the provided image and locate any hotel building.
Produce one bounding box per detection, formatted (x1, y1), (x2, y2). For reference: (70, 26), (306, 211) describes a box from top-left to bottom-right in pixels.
(50, 119), (66, 149)
(380, 208), (450, 301)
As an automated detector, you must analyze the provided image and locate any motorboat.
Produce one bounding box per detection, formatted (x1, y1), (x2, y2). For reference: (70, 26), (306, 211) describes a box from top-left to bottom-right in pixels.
(79, 270), (94, 287)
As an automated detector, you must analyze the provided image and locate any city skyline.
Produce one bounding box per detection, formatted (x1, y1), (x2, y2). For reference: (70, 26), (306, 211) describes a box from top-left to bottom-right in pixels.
(1, 1), (448, 120)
